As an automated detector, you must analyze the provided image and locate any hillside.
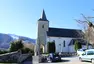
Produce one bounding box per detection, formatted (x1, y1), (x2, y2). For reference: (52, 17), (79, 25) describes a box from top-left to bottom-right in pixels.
(0, 33), (36, 49)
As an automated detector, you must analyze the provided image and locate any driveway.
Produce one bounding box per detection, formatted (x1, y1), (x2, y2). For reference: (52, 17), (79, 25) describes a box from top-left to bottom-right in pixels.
(39, 56), (92, 64)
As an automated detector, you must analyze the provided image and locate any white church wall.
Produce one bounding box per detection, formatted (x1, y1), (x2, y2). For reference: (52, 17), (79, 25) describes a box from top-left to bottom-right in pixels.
(69, 45), (75, 52)
(47, 37), (73, 53)
(47, 37), (92, 53)
(69, 45), (93, 53)
(82, 45), (92, 49)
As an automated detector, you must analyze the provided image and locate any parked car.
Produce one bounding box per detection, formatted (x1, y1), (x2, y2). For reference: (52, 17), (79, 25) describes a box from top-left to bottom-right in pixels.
(77, 49), (86, 56)
(79, 49), (94, 63)
(47, 53), (61, 62)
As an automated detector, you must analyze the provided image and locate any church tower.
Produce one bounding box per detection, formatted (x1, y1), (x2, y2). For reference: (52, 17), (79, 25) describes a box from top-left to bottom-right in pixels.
(35, 10), (49, 55)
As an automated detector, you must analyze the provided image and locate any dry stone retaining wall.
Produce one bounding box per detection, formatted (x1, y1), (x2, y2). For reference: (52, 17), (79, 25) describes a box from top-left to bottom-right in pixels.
(0, 51), (32, 63)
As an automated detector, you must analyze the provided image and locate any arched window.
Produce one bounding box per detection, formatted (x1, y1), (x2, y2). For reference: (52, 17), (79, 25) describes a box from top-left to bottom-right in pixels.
(42, 25), (44, 28)
(63, 40), (65, 47)
(53, 40), (55, 43)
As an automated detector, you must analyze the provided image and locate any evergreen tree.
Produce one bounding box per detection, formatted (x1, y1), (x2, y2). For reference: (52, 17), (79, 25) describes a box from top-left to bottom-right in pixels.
(74, 40), (82, 51)
(9, 40), (24, 52)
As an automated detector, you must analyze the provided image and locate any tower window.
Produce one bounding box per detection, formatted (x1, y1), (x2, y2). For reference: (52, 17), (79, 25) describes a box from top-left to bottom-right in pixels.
(42, 25), (44, 28)
(53, 40), (55, 43)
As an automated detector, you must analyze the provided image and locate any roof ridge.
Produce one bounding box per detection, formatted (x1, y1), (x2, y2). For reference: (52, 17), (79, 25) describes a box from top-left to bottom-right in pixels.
(49, 27), (81, 31)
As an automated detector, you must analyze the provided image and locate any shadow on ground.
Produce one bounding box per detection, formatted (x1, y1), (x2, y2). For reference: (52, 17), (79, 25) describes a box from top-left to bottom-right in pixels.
(61, 55), (76, 57)
(61, 59), (70, 62)
(82, 61), (91, 63)
(40, 59), (70, 63)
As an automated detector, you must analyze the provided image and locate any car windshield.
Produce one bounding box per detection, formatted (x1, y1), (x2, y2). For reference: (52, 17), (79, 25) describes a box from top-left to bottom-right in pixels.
(87, 51), (94, 55)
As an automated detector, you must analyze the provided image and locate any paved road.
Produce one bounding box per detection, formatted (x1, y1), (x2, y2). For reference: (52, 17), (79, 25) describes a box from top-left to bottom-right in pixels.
(39, 56), (92, 64)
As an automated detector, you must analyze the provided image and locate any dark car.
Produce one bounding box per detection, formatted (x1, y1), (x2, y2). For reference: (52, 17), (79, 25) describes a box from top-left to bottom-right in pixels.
(47, 53), (61, 62)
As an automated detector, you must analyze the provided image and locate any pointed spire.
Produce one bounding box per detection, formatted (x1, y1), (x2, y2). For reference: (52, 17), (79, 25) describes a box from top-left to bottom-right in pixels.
(38, 9), (48, 21)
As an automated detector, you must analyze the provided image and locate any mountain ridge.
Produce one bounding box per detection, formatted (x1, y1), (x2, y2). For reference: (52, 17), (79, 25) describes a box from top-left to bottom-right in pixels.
(0, 33), (36, 49)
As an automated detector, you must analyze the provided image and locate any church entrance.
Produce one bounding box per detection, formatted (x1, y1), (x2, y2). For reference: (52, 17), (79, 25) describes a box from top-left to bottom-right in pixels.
(40, 44), (44, 53)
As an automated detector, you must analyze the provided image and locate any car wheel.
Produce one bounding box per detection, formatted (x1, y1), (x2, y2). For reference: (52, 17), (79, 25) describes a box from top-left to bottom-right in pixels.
(79, 57), (82, 62)
(91, 59), (94, 64)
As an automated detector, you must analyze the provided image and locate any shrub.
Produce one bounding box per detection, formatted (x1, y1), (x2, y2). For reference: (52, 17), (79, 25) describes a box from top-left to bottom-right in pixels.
(0, 50), (9, 54)
(47, 41), (56, 53)
(21, 48), (34, 55)
(74, 40), (82, 51)
(9, 40), (24, 52)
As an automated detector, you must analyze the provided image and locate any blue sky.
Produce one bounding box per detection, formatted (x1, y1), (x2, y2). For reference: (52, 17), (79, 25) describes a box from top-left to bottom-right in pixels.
(0, 0), (94, 39)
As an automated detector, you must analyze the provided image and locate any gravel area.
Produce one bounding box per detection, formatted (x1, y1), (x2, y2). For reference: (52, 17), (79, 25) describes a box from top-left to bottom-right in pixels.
(39, 56), (92, 64)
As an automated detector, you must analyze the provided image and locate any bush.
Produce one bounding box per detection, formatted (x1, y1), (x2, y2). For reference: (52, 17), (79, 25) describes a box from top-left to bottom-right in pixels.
(74, 40), (82, 51)
(21, 48), (34, 55)
(9, 40), (24, 52)
(0, 50), (9, 54)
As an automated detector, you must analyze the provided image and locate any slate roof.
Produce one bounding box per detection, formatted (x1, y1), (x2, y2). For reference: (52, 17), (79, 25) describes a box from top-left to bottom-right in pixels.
(38, 10), (48, 21)
(68, 39), (91, 46)
(47, 27), (84, 38)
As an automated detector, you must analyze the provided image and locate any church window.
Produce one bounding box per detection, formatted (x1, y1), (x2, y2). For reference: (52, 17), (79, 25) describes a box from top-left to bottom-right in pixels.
(42, 25), (44, 28)
(63, 40), (65, 47)
(53, 40), (55, 43)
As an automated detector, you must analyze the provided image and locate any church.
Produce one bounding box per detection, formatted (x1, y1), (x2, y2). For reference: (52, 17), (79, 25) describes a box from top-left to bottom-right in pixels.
(35, 10), (92, 55)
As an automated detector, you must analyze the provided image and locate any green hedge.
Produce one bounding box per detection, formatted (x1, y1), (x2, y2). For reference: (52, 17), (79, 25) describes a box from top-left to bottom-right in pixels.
(0, 50), (9, 54)
(21, 48), (34, 55)
(9, 40), (24, 52)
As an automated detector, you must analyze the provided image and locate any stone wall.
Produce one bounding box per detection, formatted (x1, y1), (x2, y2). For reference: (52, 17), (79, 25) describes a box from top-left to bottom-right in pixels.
(0, 50), (32, 63)
(0, 51), (20, 63)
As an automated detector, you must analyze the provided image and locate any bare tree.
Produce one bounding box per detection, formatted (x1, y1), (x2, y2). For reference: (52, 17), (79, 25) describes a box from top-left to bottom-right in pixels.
(75, 14), (94, 48)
